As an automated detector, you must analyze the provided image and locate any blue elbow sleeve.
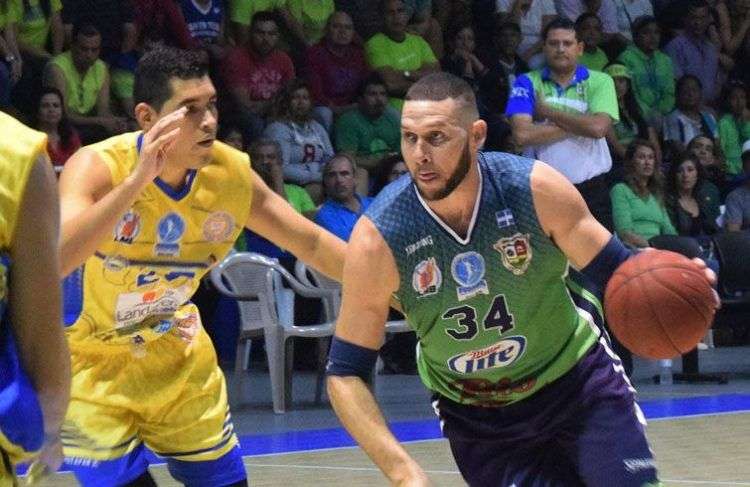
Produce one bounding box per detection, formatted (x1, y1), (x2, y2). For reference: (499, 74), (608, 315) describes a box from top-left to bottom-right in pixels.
(326, 336), (379, 381)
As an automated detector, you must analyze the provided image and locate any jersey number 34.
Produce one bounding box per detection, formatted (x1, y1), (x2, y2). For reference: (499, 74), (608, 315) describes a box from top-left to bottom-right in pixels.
(442, 294), (515, 341)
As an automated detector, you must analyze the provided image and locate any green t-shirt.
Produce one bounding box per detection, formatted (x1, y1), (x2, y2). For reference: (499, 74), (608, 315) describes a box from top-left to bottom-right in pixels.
(286, 0), (334, 44)
(617, 44), (675, 120)
(718, 114), (750, 176)
(365, 32), (437, 110)
(51, 51), (108, 115)
(579, 47), (609, 72)
(229, 0), (287, 25)
(17, 0), (61, 50)
(285, 183), (315, 213)
(610, 182), (677, 241)
(335, 108), (400, 156)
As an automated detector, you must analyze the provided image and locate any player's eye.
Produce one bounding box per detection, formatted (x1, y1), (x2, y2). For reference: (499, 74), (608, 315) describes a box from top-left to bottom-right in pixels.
(403, 132), (417, 144)
(428, 132), (446, 145)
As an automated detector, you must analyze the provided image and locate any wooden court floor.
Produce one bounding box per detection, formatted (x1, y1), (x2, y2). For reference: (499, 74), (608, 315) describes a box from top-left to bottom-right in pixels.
(34, 413), (750, 486)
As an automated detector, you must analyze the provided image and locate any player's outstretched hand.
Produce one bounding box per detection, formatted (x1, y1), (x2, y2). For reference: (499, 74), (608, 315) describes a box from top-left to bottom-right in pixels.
(132, 106), (187, 186)
(690, 257), (721, 309)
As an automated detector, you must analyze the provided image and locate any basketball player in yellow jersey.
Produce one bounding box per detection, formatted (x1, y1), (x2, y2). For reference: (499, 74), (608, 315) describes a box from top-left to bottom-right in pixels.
(0, 112), (70, 484)
(57, 46), (346, 487)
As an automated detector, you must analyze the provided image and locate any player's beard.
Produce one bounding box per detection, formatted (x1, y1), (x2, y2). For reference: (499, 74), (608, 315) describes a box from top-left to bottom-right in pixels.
(418, 140), (472, 201)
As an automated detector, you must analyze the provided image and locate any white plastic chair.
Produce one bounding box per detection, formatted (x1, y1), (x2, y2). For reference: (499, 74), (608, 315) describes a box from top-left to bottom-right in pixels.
(210, 252), (334, 413)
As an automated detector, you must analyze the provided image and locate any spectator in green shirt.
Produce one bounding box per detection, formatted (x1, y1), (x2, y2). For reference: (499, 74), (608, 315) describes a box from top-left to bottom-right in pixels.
(617, 15), (675, 125)
(610, 138), (677, 247)
(575, 12), (608, 72)
(718, 81), (750, 177)
(334, 73), (401, 184)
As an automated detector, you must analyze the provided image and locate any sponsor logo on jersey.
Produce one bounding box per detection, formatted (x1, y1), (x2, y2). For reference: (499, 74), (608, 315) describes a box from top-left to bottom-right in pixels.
(447, 336), (526, 374)
(114, 210), (141, 243)
(114, 285), (190, 328)
(494, 233), (532, 275)
(412, 257), (442, 297)
(155, 212), (186, 256)
(103, 255), (128, 272)
(451, 251), (489, 301)
(405, 235), (434, 256)
(495, 208), (515, 229)
(136, 271), (160, 287)
(203, 211), (235, 242)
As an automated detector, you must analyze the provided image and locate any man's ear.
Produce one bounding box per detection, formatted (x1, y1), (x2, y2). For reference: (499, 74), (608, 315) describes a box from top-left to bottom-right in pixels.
(134, 103), (157, 131)
(472, 119), (488, 150)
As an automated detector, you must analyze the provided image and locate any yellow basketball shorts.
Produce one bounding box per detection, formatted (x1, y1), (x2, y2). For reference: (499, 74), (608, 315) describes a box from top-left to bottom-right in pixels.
(62, 323), (238, 464)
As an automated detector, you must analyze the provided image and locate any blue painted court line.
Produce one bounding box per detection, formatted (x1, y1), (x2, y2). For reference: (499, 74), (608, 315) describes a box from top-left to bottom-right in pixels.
(18, 393), (750, 475)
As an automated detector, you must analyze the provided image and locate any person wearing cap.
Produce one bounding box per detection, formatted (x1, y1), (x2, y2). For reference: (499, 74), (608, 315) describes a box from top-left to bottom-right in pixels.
(724, 140), (750, 232)
(617, 15), (675, 126)
(604, 63), (661, 167)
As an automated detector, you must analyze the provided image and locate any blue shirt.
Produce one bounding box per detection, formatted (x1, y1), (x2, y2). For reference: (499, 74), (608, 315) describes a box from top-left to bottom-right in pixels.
(315, 194), (373, 241)
(179, 0), (223, 42)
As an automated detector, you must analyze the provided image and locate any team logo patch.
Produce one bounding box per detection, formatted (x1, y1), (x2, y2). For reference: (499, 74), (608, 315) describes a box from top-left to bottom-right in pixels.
(103, 255), (128, 272)
(203, 211), (235, 242)
(155, 212), (186, 256)
(136, 271), (160, 287)
(447, 336), (527, 374)
(451, 251), (489, 301)
(114, 210), (141, 243)
(495, 208), (515, 229)
(412, 257), (442, 297)
(494, 233), (532, 276)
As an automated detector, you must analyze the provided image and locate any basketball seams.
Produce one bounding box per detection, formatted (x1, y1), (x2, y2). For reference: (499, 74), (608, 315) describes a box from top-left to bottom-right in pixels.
(638, 274), (683, 356)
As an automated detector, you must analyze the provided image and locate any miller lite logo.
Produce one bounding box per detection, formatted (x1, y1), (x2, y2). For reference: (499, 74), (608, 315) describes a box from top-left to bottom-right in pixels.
(447, 336), (527, 374)
(494, 233), (532, 276)
(412, 257), (442, 298)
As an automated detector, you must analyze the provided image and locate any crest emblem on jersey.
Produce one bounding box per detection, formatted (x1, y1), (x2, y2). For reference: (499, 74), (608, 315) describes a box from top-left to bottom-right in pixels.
(114, 210), (141, 243)
(494, 233), (532, 276)
(451, 251), (489, 301)
(203, 211), (235, 242)
(412, 257), (441, 297)
(447, 336), (527, 374)
(155, 212), (186, 256)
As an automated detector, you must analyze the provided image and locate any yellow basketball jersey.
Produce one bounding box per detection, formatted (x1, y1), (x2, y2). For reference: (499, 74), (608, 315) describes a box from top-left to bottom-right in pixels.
(65, 132), (253, 352)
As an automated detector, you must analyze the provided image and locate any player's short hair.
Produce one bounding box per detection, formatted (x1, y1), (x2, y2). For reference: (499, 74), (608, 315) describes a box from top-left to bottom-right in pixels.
(405, 72), (479, 120)
(134, 46), (209, 112)
(323, 152), (357, 176)
(542, 17), (578, 42)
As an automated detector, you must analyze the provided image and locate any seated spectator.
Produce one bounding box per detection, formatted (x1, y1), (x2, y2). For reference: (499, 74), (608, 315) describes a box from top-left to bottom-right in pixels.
(403, 0), (443, 59)
(611, 139), (677, 248)
(617, 15), (674, 125)
(284, 0), (335, 48)
(43, 23), (128, 143)
(372, 153), (408, 195)
(604, 63), (660, 169)
(557, 0), (622, 43)
(0, 2), (22, 109)
(664, 0), (720, 104)
(61, 0), (137, 65)
(264, 79), (334, 203)
(612, 0), (653, 41)
(718, 81), (750, 177)
(305, 11), (369, 130)
(365, 0), (439, 110)
(218, 123), (246, 152)
(576, 13), (609, 71)
(314, 153), (372, 241)
(134, 0), (198, 50)
(666, 154), (721, 238)
(178, 0), (227, 57)
(494, 0), (556, 65)
(687, 134), (729, 193)
(221, 11), (295, 142)
(715, 0), (750, 59)
(725, 141), (750, 231)
(334, 73), (400, 192)
(442, 24), (488, 91)
(334, 0), (383, 41)
(663, 75), (719, 154)
(32, 86), (81, 170)
(227, 0), (286, 47)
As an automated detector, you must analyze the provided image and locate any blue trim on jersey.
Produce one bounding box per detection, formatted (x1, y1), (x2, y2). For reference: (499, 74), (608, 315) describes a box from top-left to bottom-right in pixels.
(135, 133), (198, 202)
(152, 430), (234, 457)
(65, 443), (150, 487)
(63, 267), (84, 326)
(166, 446), (247, 487)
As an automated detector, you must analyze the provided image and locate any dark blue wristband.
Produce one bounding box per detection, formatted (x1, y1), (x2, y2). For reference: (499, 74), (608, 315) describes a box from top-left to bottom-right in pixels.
(580, 235), (633, 293)
(326, 336), (379, 381)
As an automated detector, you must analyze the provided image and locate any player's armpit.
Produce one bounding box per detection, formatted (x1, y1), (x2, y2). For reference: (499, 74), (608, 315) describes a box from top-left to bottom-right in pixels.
(245, 169), (347, 282)
(530, 161), (611, 270)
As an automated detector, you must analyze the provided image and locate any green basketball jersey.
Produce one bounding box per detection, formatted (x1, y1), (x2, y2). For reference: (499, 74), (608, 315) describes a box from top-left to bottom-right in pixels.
(365, 152), (599, 406)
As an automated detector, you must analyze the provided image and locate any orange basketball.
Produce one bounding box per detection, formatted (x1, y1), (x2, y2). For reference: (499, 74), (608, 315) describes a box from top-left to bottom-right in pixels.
(604, 250), (716, 359)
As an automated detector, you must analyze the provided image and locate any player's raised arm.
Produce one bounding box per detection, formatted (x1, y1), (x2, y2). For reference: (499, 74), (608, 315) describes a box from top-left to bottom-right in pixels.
(326, 217), (430, 487)
(245, 169), (347, 282)
(58, 107), (186, 277)
(11, 156), (70, 471)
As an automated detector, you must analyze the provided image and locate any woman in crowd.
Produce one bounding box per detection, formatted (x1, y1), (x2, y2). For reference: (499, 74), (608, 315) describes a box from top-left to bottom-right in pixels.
(666, 154), (721, 239)
(611, 139), (677, 248)
(264, 79), (334, 203)
(663, 75), (719, 154)
(717, 81), (750, 177)
(604, 63), (661, 172)
(687, 135), (729, 193)
(33, 86), (81, 170)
